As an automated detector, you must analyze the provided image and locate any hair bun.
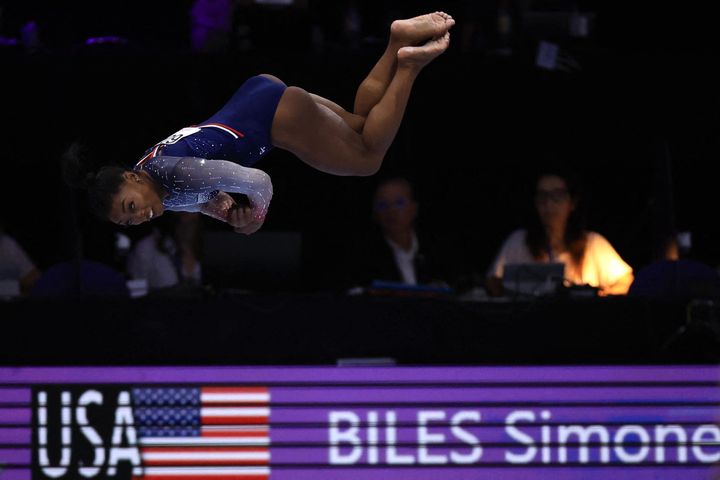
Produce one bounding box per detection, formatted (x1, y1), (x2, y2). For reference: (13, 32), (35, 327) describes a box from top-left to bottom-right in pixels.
(84, 172), (96, 188)
(61, 140), (95, 190)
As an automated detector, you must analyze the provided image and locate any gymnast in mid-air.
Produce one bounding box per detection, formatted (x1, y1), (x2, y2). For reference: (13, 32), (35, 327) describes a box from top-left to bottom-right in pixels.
(64, 12), (454, 234)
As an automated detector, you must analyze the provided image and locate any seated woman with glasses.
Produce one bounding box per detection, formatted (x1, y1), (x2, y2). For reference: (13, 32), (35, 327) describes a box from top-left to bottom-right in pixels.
(486, 171), (634, 296)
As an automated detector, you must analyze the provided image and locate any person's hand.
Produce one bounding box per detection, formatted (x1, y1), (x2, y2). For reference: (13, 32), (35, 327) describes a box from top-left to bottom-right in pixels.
(200, 192), (236, 222)
(228, 204), (266, 235)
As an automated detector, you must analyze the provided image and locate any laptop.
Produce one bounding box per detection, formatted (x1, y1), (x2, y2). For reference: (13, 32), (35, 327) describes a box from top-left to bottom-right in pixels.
(201, 231), (302, 291)
(502, 262), (565, 297)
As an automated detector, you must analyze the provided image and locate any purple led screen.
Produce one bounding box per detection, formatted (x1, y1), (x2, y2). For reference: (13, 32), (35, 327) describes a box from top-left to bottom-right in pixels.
(1, 365), (719, 479)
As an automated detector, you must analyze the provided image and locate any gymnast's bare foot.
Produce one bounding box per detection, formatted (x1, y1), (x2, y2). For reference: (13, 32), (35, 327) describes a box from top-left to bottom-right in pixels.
(391, 12), (454, 46)
(398, 32), (451, 70)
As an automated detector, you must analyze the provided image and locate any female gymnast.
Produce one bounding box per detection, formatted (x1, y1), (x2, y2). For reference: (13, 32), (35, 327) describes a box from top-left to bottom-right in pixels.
(64, 12), (455, 234)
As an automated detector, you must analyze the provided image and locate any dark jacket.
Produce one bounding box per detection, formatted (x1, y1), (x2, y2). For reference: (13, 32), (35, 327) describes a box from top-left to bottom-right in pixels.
(345, 228), (453, 288)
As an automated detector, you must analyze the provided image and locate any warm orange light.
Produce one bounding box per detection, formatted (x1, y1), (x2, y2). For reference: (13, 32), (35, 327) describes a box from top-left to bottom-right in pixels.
(565, 234), (633, 295)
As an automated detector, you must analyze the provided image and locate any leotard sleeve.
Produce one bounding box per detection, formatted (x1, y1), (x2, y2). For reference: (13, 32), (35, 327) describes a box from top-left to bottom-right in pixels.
(155, 156), (273, 218)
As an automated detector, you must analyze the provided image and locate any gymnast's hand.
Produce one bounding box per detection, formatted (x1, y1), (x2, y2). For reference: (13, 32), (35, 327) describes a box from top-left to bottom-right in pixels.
(228, 204), (265, 235)
(199, 191), (236, 223)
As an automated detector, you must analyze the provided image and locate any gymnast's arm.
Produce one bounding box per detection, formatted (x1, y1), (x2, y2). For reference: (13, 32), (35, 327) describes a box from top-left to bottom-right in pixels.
(197, 192), (267, 234)
(166, 156), (273, 223)
(198, 158), (274, 220)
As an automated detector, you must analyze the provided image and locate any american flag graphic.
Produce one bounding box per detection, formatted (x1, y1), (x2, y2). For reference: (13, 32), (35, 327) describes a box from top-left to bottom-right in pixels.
(131, 387), (270, 480)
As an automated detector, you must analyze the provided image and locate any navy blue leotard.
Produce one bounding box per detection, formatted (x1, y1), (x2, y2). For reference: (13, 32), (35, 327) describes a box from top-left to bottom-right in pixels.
(138, 75), (286, 167)
(134, 75), (284, 213)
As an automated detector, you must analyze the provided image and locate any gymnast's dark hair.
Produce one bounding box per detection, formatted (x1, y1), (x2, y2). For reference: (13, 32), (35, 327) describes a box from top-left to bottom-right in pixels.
(61, 141), (128, 219)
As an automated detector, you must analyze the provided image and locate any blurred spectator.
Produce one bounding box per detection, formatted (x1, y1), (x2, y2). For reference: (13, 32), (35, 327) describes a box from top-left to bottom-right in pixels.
(486, 171), (633, 296)
(307, 0), (393, 51)
(0, 225), (41, 295)
(188, 0), (316, 54)
(31, 260), (128, 297)
(344, 176), (452, 289)
(457, 0), (495, 52)
(174, 212), (203, 286)
(126, 226), (179, 290)
(190, 0), (238, 53)
(1, 1), (190, 52)
(629, 232), (720, 300)
(126, 212), (203, 289)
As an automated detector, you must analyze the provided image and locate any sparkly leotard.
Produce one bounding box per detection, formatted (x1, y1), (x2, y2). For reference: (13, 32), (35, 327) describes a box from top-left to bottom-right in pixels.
(133, 75), (285, 215)
(139, 75), (286, 167)
(137, 156), (273, 217)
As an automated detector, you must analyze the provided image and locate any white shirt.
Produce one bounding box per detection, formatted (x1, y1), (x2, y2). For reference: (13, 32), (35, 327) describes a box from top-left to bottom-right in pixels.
(0, 234), (36, 281)
(488, 229), (632, 290)
(385, 233), (419, 285)
(126, 234), (179, 289)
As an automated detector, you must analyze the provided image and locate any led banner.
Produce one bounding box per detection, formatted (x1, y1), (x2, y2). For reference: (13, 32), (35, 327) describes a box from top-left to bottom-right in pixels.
(1, 366), (719, 479)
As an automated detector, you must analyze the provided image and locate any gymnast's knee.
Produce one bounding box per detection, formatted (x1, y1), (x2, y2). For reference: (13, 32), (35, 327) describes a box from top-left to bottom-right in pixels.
(353, 154), (383, 177)
(258, 73), (286, 86)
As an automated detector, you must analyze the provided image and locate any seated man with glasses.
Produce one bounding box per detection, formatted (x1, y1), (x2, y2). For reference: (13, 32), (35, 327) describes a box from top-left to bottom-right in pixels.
(344, 176), (452, 289)
(486, 171), (633, 297)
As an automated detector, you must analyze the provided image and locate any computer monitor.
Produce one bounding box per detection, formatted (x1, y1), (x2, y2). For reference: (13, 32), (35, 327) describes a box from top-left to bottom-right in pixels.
(201, 231), (302, 291)
(502, 262), (565, 297)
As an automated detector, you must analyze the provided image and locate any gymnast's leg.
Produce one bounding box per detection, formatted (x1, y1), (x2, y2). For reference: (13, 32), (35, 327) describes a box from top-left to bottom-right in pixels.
(354, 11), (454, 117)
(271, 32), (451, 176)
(306, 12), (455, 134)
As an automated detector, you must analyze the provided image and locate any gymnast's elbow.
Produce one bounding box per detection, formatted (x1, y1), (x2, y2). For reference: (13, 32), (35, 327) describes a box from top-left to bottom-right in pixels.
(257, 170), (273, 196)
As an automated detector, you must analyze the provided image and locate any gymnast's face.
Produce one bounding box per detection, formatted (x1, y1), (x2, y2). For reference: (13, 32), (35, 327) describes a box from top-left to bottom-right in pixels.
(108, 171), (166, 226)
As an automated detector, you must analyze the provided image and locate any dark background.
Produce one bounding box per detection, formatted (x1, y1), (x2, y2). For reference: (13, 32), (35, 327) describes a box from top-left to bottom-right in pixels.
(1, 0), (718, 291)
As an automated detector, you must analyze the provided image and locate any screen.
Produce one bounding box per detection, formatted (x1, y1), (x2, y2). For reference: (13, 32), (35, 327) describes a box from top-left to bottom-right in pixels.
(503, 262), (565, 296)
(1, 365), (719, 479)
(201, 231), (301, 291)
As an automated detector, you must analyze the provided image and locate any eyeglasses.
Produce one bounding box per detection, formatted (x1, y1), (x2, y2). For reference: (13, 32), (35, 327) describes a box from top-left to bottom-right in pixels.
(374, 198), (409, 212)
(535, 188), (570, 204)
